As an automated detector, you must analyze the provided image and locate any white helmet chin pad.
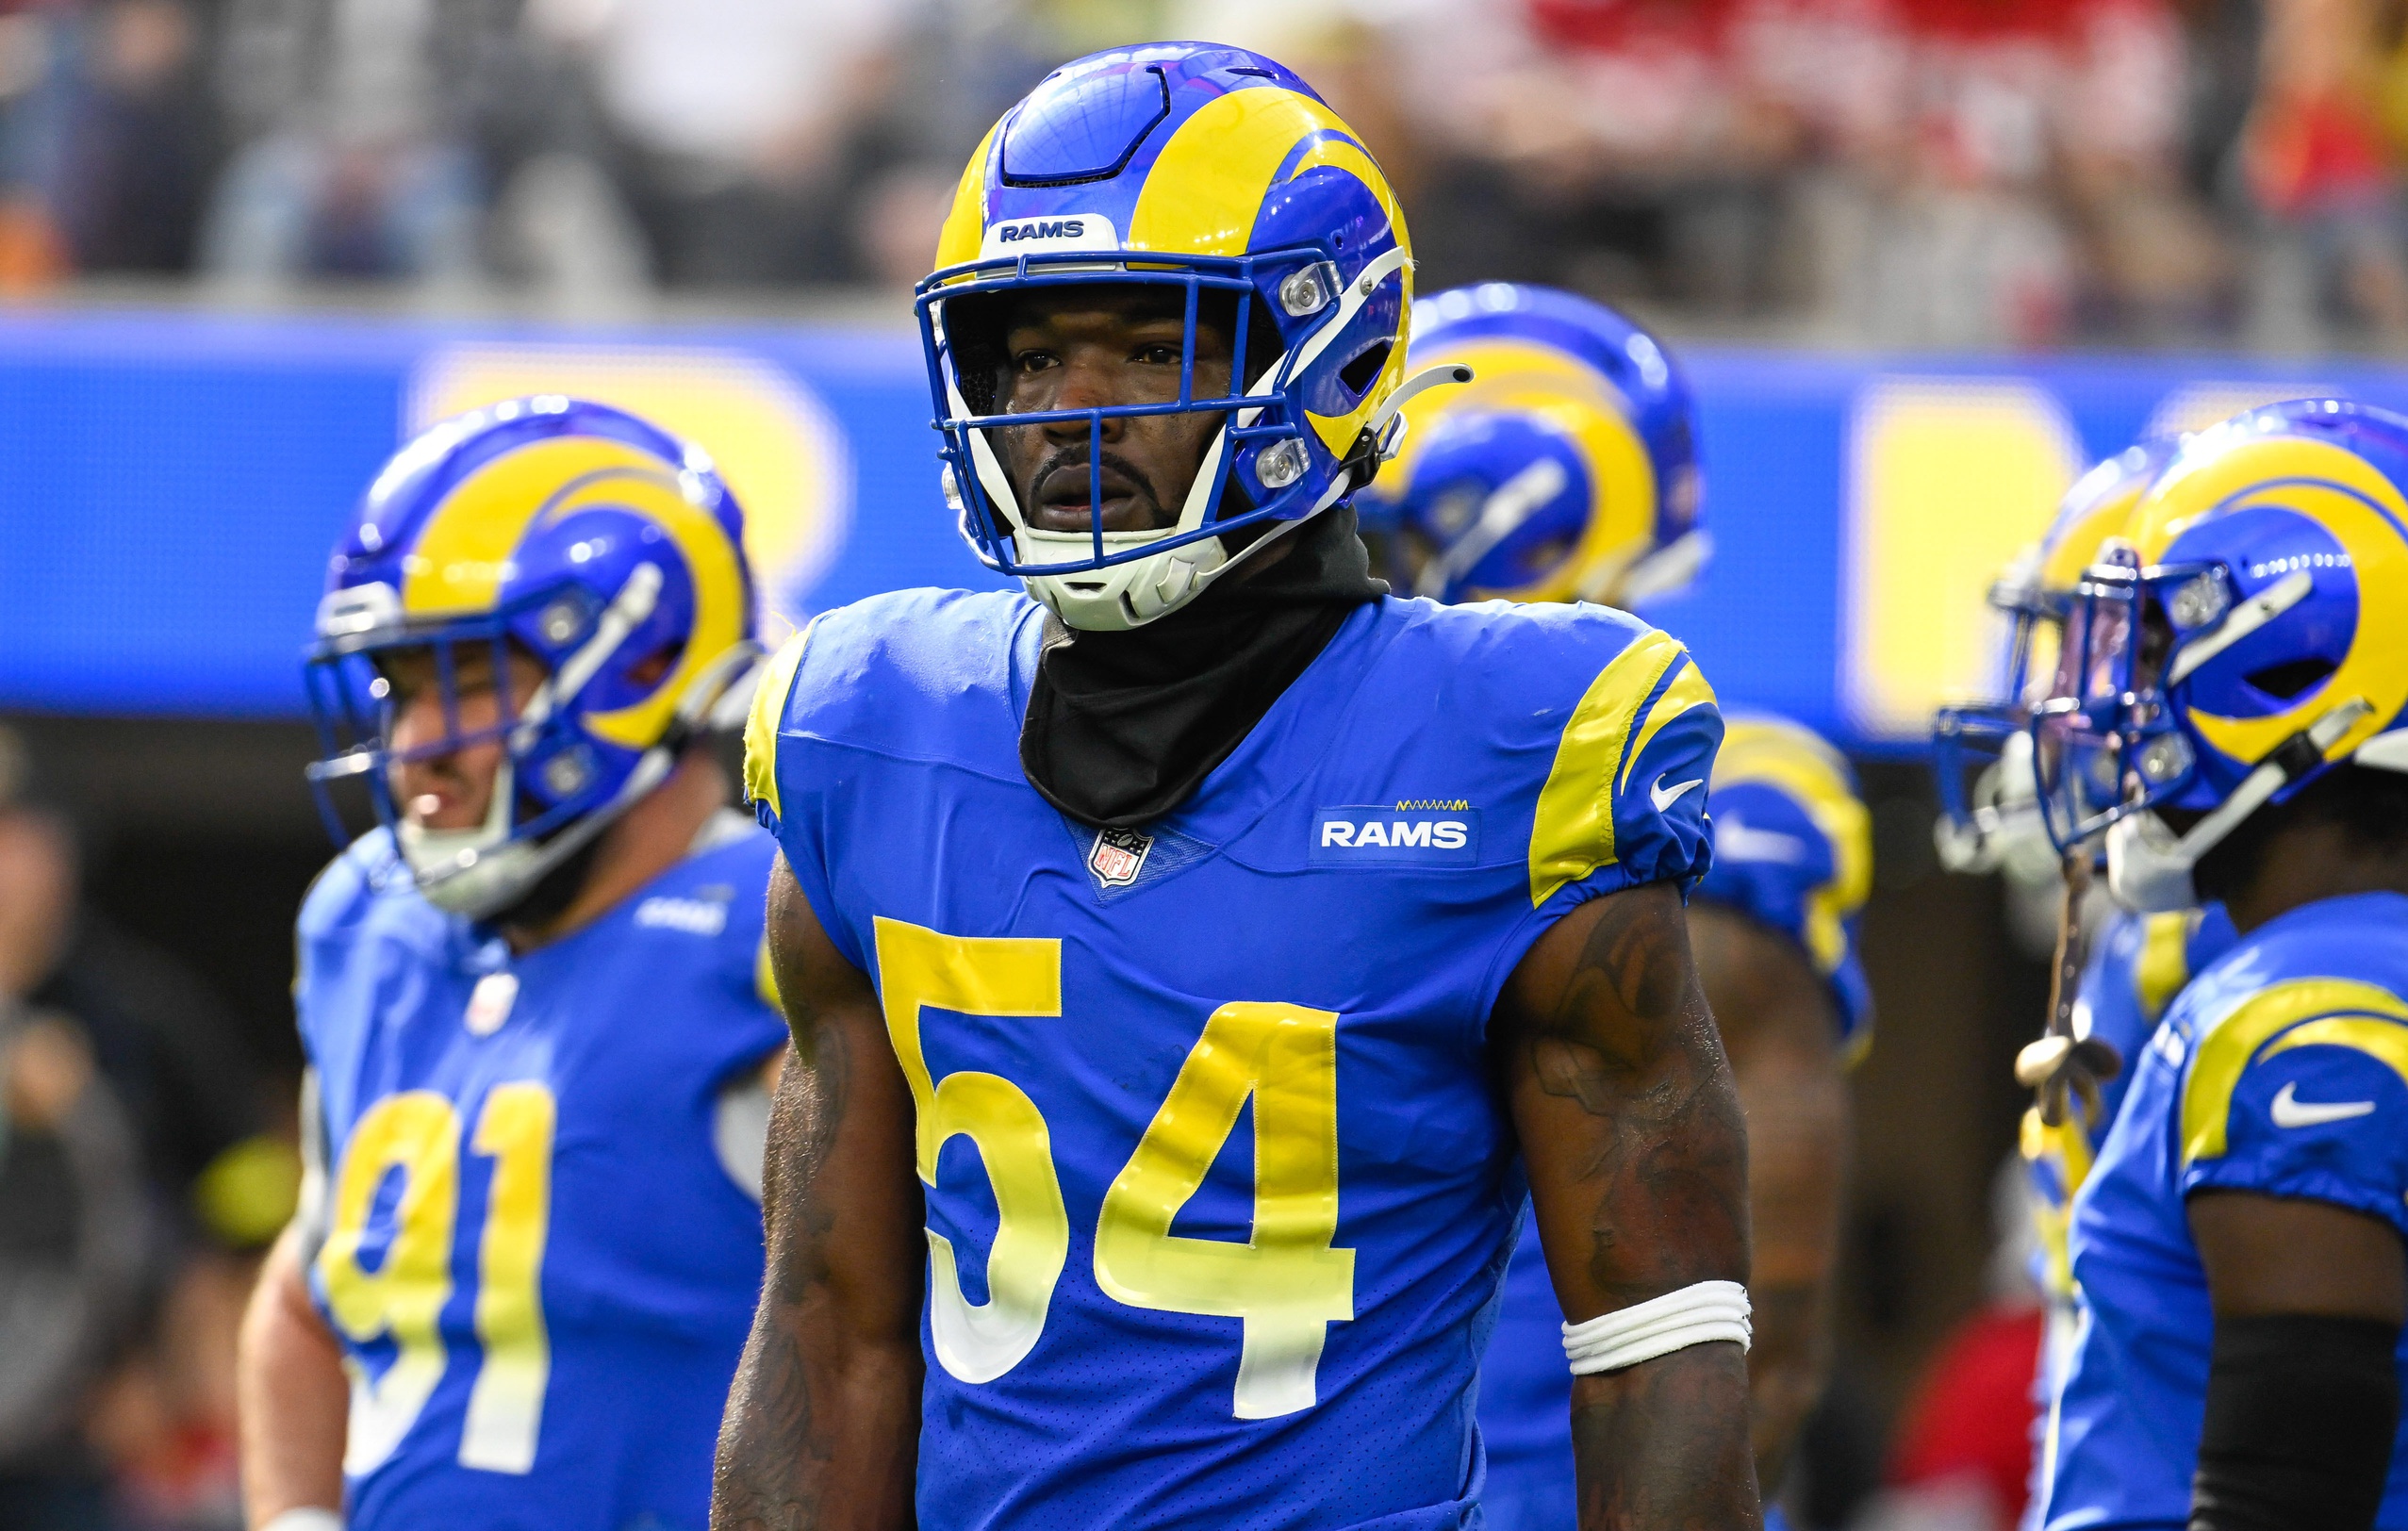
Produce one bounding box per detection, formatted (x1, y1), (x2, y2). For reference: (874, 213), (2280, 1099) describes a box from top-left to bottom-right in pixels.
(398, 745), (674, 920)
(399, 820), (555, 918)
(2104, 812), (2199, 914)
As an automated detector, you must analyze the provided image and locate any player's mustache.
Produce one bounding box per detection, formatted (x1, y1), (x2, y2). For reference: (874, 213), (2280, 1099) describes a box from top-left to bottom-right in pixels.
(1029, 446), (1162, 516)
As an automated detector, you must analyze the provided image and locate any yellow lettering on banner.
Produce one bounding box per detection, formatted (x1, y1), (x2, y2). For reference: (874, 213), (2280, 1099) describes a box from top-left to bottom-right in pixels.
(1845, 380), (2081, 737)
(1095, 1001), (1354, 1420)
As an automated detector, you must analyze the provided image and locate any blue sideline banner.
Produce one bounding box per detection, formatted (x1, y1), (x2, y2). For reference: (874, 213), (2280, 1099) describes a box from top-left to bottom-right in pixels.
(2, 308), (2403, 749)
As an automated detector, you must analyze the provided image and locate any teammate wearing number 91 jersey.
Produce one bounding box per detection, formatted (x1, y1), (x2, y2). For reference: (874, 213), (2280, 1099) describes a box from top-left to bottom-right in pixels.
(237, 401), (790, 1531)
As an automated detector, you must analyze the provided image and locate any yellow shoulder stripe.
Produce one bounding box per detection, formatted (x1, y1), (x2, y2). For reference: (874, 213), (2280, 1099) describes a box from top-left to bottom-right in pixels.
(2020, 1104), (2093, 1300)
(1618, 657), (1717, 798)
(2135, 911), (2194, 1024)
(2181, 978), (2408, 1164)
(742, 622), (815, 822)
(755, 932), (783, 1014)
(2266, 1013), (2408, 1095)
(1530, 630), (1700, 909)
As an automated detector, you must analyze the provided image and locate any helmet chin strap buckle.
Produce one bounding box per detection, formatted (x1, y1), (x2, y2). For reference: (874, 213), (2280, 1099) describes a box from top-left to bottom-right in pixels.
(2104, 697), (2374, 912)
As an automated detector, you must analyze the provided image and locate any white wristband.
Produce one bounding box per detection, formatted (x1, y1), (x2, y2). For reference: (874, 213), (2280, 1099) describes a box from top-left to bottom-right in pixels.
(1562, 1279), (1752, 1375)
(258, 1508), (344, 1531)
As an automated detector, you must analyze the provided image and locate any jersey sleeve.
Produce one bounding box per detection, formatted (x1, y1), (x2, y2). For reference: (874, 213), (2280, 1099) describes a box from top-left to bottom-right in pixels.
(741, 621), (815, 842)
(290, 834), (389, 1073)
(1691, 714), (1874, 1052)
(740, 614), (870, 972)
(1526, 626), (1722, 914)
(2177, 978), (2408, 1239)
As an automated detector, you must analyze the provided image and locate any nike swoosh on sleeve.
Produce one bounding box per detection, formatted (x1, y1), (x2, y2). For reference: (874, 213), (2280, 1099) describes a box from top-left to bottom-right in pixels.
(2269, 1081), (2377, 1128)
(1649, 777), (1705, 814)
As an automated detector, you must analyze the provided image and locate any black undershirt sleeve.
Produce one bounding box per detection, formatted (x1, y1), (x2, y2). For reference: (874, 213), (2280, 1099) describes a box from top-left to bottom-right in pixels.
(2190, 1311), (2401, 1531)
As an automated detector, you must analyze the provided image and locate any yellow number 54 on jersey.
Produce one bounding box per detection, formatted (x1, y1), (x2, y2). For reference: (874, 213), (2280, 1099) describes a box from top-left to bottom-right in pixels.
(316, 1082), (556, 1475)
(874, 916), (1355, 1422)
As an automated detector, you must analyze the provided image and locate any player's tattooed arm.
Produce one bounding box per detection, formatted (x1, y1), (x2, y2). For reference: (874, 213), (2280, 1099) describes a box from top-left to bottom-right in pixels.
(713, 855), (925, 1531)
(1689, 902), (1851, 1495)
(1494, 880), (1760, 1530)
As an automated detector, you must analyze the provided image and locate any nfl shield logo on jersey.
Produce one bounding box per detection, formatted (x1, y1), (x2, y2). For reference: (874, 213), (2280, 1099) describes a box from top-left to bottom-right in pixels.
(1087, 828), (1153, 888)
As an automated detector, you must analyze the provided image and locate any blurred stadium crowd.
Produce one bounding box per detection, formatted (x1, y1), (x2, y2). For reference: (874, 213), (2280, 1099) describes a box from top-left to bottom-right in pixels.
(3, 0), (2408, 346)
(0, 726), (296, 1531)
(1, 9), (2398, 1531)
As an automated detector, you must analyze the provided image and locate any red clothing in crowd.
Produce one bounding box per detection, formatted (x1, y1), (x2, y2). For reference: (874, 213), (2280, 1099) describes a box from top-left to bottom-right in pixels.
(1888, 1302), (2048, 1528)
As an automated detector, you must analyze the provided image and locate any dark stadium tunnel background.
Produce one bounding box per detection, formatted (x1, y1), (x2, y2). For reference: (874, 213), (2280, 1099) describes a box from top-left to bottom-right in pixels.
(1, 713), (2048, 1506)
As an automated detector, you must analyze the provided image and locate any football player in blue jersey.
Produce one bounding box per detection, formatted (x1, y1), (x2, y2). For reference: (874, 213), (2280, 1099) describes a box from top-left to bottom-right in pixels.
(2027, 399), (2408, 1531)
(717, 42), (1760, 1531)
(1932, 438), (2239, 1526)
(235, 400), (792, 1531)
(1357, 283), (1872, 1530)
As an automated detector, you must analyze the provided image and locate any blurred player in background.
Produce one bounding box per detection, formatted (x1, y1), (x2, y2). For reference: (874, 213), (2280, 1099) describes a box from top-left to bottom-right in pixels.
(1930, 438), (2238, 1528)
(2033, 400), (2408, 1531)
(236, 401), (789, 1531)
(1361, 284), (1870, 1530)
(722, 42), (1762, 1531)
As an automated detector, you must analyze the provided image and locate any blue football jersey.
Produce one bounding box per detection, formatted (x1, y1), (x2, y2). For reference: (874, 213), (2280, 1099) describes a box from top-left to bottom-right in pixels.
(294, 816), (790, 1531)
(2020, 901), (2235, 1528)
(1476, 710), (1872, 1531)
(2042, 891), (2408, 1531)
(746, 586), (1721, 1531)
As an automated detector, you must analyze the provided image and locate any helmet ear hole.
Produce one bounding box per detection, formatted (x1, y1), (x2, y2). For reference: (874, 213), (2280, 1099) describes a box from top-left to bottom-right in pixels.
(629, 639), (684, 690)
(2246, 657), (2336, 700)
(1338, 340), (1392, 401)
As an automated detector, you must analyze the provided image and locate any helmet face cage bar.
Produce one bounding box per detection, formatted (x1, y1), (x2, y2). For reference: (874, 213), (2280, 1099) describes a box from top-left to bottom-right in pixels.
(916, 242), (1364, 578)
(1927, 572), (2070, 842)
(301, 614), (590, 861)
(1930, 700), (2028, 843)
(2029, 553), (2210, 852)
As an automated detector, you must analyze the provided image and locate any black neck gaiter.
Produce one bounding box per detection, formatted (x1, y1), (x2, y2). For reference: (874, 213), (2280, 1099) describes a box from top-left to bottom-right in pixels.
(1020, 507), (1387, 829)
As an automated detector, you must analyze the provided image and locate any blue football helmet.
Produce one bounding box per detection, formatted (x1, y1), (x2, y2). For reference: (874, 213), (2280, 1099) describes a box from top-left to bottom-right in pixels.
(1931, 437), (2180, 876)
(303, 398), (761, 918)
(1353, 283), (1705, 608)
(1706, 714), (1877, 1054)
(2032, 401), (2408, 910)
(917, 41), (1459, 632)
